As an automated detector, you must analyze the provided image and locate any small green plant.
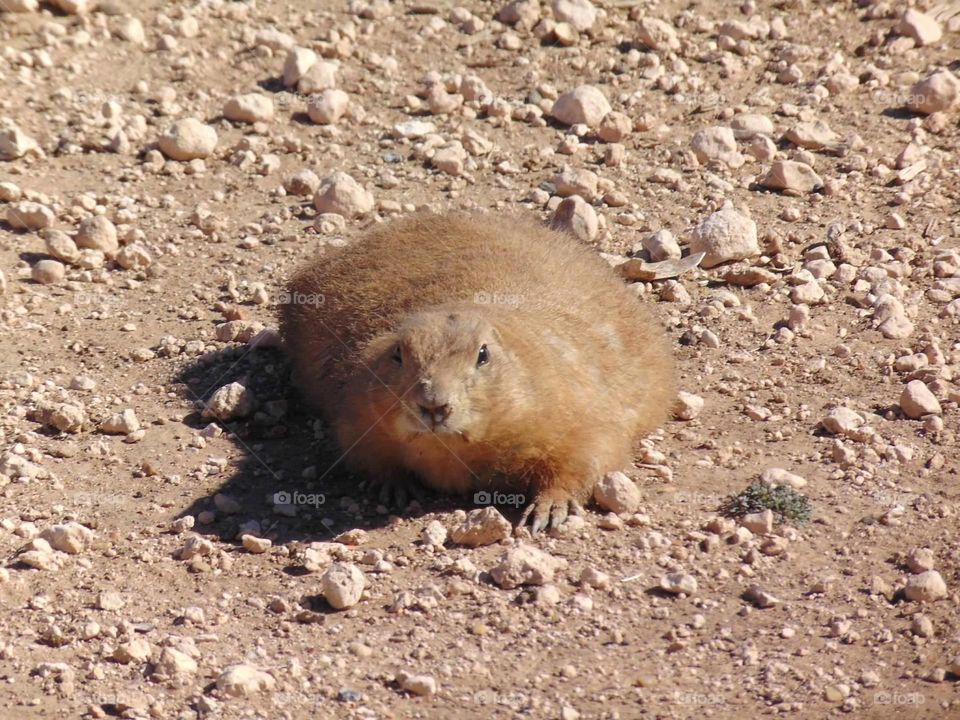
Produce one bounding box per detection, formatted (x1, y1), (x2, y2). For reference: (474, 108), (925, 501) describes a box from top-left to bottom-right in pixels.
(719, 481), (812, 526)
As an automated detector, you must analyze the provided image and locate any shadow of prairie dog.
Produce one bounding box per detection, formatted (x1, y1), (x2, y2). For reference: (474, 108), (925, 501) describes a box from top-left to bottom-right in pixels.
(280, 211), (675, 532)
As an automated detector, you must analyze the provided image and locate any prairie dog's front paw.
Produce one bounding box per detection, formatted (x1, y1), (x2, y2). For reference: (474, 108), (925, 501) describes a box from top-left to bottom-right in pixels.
(519, 489), (584, 535)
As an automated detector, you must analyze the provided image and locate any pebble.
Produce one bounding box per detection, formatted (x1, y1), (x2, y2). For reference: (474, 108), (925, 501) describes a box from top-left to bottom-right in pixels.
(313, 172), (374, 217)
(597, 111), (632, 143)
(113, 638), (152, 664)
(223, 94), (275, 124)
(904, 570), (947, 602)
(283, 47), (318, 87)
(7, 201), (54, 230)
(907, 70), (960, 114)
(450, 507), (511, 547)
(307, 89), (349, 124)
(101, 409), (140, 434)
(116, 244), (152, 271)
(31, 259), (65, 285)
(674, 391), (704, 421)
(744, 585), (781, 608)
(420, 520), (447, 548)
(900, 380), (941, 419)
(396, 670), (438, 696)
(0, 124), (40, 160)
(155, 647), (198, 677)
(203, 382), (255, 421)
(636, 17), (680, 51)
(689, 208), (759, 268)
(550, 196), (598, 242)
(97, 591), (125, 610)
(760, 468), (807, 490)
(551, 85), (612, 128)
(158, 118), (218, 161)
(730, 114), (774, 139)
(593, 471), (642, 514)
(431, 143), (468, 176)
(783, 120), (839, 150)
(75, 215), (119, 255)
(241, 534), (272, 554)
(551, 0), (595, 32)
(642, 229), (681, 261)
(283, 169), (321, 196)
(40, 522), (93, 554)
(790, 280), (824, 305)
(759, 160), (823, 193)
(690, 126), (743, 167)
(490, 544), (567, 589)
(906, 547), (935, 573)
(216, 664), (276, 698)
(741, 509), (774, 535)
(911, 614), (935, 638)
(897, 9), (942, 46)
(660, 572), (697, 595)
(821, 407), (863, 435)
(321, 562), (366, 609)
(580, 566), (611, 590)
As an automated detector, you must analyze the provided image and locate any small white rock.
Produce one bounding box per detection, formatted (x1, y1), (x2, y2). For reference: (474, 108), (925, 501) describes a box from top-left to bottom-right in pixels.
(897, 9), (942, 46)
(490, 544), (567, 589)
(660, 572), (697, 595)
(40, 522), (93, 554)
(321, 562), (366, 609)
(397, 670), (438, 696)
(760, 160), (823, 193)
(31, 260), (65, 285)
(551, 85), (612, 128)
(900, 380), (941, 419)
(313, 172), (374, 217)
(450, 507), (511, 547)
(203, 382), (255, 421)
(593, 471), (641, 514)
(158, 118), (218, 161)
(689, 208), (759, 268)
(550, 196), (598, 242)
(101, 409), (140, 435)
(223, 94), (274, 124)
(216, 664), (276, 698)
(907, 71), (960, 115)
(674, 392), (704, 421)
(904, 570), (947, 602)
(307, 89), (349, 124)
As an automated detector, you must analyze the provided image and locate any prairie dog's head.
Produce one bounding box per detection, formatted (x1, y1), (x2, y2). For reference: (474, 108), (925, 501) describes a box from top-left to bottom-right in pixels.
(370, 308), (510, 439)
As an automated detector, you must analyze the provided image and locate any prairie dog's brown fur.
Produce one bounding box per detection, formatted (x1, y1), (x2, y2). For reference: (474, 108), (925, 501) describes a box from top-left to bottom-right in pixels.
(280, 212), (675, 531)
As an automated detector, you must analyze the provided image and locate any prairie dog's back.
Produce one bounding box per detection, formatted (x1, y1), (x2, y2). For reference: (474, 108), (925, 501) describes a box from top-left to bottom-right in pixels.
(281, 211), (674, 435)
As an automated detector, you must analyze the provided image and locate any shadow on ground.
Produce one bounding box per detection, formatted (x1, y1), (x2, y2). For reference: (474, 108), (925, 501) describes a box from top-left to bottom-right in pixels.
(171, 342), (469, 545)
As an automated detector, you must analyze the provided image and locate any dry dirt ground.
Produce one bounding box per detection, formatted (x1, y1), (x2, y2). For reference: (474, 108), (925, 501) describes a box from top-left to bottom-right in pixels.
(1, 0), (959, 718)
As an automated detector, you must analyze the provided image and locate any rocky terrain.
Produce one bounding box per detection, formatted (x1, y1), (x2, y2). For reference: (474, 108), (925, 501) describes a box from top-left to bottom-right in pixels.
(1, 0), (959, 718)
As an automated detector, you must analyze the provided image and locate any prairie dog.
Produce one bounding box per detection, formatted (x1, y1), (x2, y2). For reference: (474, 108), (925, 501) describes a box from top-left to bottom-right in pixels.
(280, 212), (675, 531)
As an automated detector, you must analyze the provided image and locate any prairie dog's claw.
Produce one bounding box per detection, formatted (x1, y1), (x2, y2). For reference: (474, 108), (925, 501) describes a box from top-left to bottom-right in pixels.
(370, 478), (422, 511)
(520, 493), (577, 535)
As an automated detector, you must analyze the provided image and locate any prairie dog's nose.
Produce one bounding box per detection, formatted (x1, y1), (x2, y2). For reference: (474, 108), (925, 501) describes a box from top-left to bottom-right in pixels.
(418, 401), (451, 424)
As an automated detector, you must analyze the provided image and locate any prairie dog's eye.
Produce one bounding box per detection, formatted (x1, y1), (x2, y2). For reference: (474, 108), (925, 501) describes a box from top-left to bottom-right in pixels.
(476, 344), (489, 367)
(391, 345), (403, 367)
